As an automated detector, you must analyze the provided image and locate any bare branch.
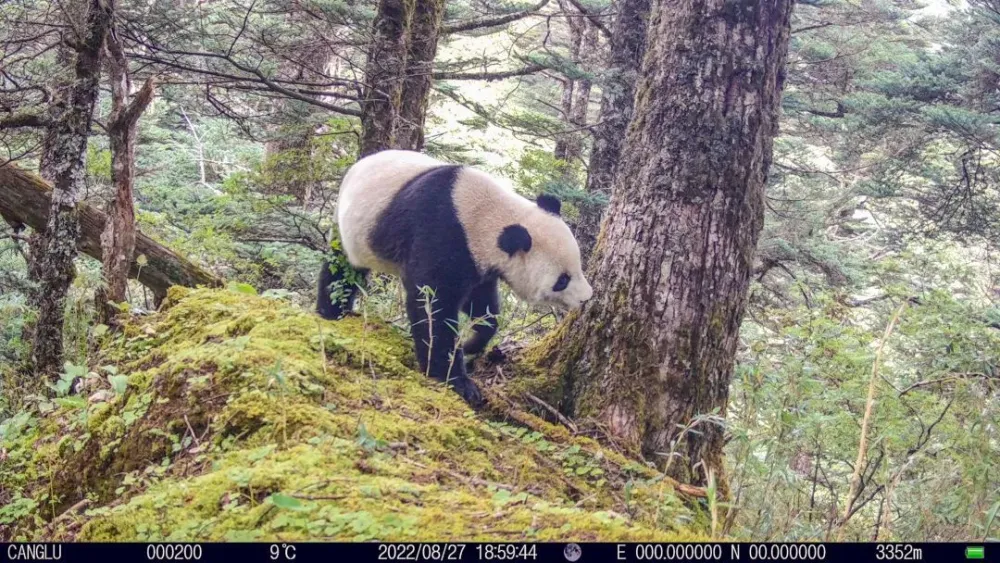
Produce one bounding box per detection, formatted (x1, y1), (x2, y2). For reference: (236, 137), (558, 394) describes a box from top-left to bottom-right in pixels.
(118, 77), (155, 129)
(0, 112), (49, 130)
(434, 63), (547, 81)
(442, 0), (552, 34)
(562, 0), (612, 38)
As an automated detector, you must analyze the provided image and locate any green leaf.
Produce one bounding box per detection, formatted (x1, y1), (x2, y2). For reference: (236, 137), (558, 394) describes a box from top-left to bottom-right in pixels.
(270, 493), (308, 511)
(492, 489), (512, 505)
(227, 282), (258, 295)
(92, 324), (110, 338)
(54, 396), (87, 409)
(63, 362), (87, 379)
(109, 375), (129, 395)
(984, 500), (1000, 541)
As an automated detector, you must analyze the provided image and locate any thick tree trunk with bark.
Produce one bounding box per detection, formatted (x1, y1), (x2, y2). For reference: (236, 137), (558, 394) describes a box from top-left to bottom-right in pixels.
(96, 28), (155, 326)
(0, 165), (219, 299)
(32, 0), (114, 377)
(396, 0), (444, 150)
(576, 0), (650, 265)
(360, 0), (414, 156)
(24, 37), (77, 308)
(540, 0), (793, 488)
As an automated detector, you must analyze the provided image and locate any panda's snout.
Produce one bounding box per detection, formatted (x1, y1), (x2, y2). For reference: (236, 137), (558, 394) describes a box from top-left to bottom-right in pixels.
(567, 281), (593, 309)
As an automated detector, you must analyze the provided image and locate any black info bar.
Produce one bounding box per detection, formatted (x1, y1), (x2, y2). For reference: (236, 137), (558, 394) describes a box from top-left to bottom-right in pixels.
(1, 542), (993, 563)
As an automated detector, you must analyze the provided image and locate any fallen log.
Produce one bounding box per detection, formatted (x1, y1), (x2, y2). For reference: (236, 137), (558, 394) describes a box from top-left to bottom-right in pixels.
(0, 164), (220, 300)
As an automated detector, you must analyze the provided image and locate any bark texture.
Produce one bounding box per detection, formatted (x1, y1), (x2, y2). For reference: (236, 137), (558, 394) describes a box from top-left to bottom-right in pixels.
(553, 74), (576, 161)
(24, 36), (76, 309)
(359, 0), (414, 156)
(576, 0), (651, 265)
(564, 24), (599, 163)
(542, 0), (793, 488)
(396, 0), (444, 150)
(96, 28), (155, 325)
(0, 165), (219, 302)
(553, 10), (584, 161)
(32, 0), (114, 377)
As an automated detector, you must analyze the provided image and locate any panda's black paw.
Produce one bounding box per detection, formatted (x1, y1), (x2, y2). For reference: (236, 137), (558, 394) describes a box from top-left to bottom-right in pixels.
(450, 376), (486, 410)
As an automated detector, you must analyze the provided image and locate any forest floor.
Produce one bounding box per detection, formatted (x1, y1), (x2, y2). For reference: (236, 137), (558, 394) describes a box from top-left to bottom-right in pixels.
(0, 287), (708, 541)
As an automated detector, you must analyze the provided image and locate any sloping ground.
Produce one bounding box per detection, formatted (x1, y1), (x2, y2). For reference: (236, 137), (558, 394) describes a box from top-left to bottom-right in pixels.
(0, 287), (706, 541)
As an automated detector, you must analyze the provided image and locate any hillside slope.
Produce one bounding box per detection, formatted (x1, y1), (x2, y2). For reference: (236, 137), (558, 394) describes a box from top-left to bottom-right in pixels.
(1, 287), (706, 541)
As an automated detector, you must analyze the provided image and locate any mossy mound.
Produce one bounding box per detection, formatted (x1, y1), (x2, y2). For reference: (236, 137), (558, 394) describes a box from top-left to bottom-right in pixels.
(1, 287), (706, 541)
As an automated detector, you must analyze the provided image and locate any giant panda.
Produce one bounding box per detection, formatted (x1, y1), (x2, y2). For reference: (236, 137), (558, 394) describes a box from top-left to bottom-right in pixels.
(317, 150), (593, 408)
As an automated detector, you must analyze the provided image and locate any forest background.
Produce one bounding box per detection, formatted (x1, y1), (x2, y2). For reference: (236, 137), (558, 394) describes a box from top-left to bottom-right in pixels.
(0, 0), (998, 543)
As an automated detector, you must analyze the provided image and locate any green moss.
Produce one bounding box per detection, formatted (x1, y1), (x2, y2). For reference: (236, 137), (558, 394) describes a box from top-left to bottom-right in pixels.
(2, 287), (705, 541)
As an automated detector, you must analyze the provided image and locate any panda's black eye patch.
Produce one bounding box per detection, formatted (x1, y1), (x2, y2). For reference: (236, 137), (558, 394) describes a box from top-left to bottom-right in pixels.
(553, 273), (570, 292)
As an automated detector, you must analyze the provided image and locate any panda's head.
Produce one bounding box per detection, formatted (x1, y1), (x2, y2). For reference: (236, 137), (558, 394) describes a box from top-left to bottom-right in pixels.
(496, 195), (593, 310)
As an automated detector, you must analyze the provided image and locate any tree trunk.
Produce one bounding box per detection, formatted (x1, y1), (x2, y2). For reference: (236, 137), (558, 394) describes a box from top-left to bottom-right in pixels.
(540, 0), (793, 488)
(31, 0), (114, 378)
(359, 0), (414, 156)
(260, 28), (336, 206)
(396, 0), (444, 150)
(0, 165), (220, 300)
(23, 33), (77, 311)
(96, 27), (156, 326)
(575, 0), (651, 266)
(563, 23), (599, 165)
(553, 12), (583, 161)
(553, 76), (576, 160)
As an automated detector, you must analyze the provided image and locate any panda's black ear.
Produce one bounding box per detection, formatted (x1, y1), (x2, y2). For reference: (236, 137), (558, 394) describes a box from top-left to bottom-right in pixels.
(535, 194), (562, 215)
(498, 224), (532, 257)
(537, 194), (561, 215)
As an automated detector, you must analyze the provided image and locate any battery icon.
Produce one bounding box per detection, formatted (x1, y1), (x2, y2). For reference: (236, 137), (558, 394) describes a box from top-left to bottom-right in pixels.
(967, 546), (985, 560)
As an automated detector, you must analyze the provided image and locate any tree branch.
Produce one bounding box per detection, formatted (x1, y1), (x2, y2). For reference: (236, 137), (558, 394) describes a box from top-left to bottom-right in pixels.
(121, 34), (362, 117)
(899, 373), (995, 396)
(117, 77), (156, 130)
(433, 63), (547, 81)
(562, 0), (612, 38)
(0, 112), (49, 130)
(803, 102), (846, 118)
(442, 0), (552, 34)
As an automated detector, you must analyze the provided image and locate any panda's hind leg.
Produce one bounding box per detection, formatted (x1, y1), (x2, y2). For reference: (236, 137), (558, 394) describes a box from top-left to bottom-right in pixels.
(461, 277), (500, 358)
(317, 260), (368, 320)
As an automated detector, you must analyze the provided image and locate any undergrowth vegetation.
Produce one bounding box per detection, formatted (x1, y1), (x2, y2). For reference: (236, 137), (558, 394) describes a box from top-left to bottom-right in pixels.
(0, 287), (706, 541)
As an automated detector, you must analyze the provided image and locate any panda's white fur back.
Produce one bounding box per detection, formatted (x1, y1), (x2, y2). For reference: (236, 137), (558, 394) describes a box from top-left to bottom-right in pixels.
(337, 150), (442, 276)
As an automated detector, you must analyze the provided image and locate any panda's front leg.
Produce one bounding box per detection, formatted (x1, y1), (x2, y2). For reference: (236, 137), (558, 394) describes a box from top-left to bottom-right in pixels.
(461, 277), (500, 358)
(405, 284), (485, 409)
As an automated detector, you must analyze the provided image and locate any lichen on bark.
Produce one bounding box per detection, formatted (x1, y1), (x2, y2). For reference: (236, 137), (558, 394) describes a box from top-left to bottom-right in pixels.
(31, 0), (114, 377)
